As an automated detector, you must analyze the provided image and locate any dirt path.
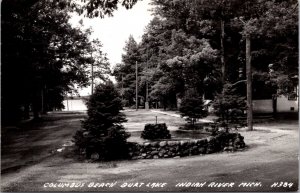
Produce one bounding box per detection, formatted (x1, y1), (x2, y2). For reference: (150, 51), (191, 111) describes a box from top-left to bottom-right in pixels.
(1, 112), (86, 174)
(1, 111), (298, 192)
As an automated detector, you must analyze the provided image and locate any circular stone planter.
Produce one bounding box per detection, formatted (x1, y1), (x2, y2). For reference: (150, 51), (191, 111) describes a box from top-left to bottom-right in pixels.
(127, 132), (246, 160)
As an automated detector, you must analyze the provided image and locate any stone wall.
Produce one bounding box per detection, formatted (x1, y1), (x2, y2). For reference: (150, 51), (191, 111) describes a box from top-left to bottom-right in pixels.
(127, 132), (245, 160)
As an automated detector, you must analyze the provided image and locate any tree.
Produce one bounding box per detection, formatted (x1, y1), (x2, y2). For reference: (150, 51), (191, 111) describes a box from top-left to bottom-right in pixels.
(2, 0), (140, 19)
(1, 0), (106, 124)
(74, 82), (130, 160)
(89, 38), (111, 94)
(113, 35), (141, 106)
(179, 93), (208, 126)
(213, 83), (246, 124)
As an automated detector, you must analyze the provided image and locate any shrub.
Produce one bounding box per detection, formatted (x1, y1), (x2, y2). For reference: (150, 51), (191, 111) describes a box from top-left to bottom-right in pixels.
(213, 83), (246, 124)
(178, 123), (204, 130)
(73, 82), (130, 160)
(179, 94), (208, 125)
(141, 123), (171, 140)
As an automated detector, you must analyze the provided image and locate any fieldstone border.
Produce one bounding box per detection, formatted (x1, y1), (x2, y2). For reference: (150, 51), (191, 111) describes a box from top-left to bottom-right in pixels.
(127, 132), (245, 160)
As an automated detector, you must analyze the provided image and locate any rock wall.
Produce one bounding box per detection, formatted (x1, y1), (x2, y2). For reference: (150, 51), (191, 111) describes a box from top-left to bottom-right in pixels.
(127, 132), (245, 160)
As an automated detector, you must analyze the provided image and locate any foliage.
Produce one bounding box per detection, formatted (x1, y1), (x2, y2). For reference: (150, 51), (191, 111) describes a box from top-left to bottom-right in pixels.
(113, 35), (142, 106)
(179, 93), (208, 125)
(178, 123), (204, 131)
(89, 38), (111, 83)
(74, 82), (130, 160)
(71, 0), (139, 18)
(213, 83), (246, 123)
(2, 0), (111, 124)
(2, 0), (92, 123)
(141, 123), (171, 140)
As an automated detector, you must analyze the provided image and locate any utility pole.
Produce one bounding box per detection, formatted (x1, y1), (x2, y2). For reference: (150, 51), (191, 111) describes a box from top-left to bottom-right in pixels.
(91, 53), (94, 95)
(136, 61), (138, 111)
(246, 34), (253, 131)
(220, 19), (225, 83)
(145, 46), (149, 110)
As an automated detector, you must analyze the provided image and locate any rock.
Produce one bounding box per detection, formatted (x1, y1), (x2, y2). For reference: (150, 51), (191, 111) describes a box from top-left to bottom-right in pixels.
(182, 150), (189, 156)
(151, 151), (159, 155)
(163, 154), (169, 158)
(153, 155), (159, 159)
(159, 141), (167, 147)
(167, 141), (178, 146)
(180, 140), (188, 146)
(198, 138), (208, 145)
(191, 140), (198, 145)
(206, 136), (214, 142)
(57, 148), (65, 152)
(224, 146), (236, 152)
(199, 147), (206, 154)
(144, 142), (151, 147)
(142, 153), (147, 157)
(136, 142), (143, 146)
(151, 141), (159, 147)
(173, 156), (180, 159)
(91, 153), (100, 160)
(158, 152), (164, 157)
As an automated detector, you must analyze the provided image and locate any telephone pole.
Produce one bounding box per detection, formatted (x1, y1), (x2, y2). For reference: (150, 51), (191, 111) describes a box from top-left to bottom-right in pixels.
(246, 34), (253, 131)
(136, 61), (138, 111)
(239, 17), (253, 131)
(91, 53), (94, 95)
(145, 46), (149, 110)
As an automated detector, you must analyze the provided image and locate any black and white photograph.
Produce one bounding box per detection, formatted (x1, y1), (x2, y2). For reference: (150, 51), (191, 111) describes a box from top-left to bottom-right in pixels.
(1, 0), (299, 192)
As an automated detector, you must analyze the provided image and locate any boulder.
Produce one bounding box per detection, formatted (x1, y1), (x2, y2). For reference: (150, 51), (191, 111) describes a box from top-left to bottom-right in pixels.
(159, 141), (167, 147)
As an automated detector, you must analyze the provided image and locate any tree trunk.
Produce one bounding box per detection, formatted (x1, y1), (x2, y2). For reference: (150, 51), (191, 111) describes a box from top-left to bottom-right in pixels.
(24, 104), (30, 120)
(272, 95), (277, 118)
(33, 102), (40, 120)
(246, 34), (253, 131)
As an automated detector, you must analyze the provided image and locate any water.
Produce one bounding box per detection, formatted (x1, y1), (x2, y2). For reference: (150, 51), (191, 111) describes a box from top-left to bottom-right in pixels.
(62, 99), (87, 111)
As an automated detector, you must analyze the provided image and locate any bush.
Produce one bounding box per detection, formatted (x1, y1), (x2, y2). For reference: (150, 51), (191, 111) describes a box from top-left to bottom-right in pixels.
(179, 94), (208, 125)
(141, 123), (171, 140)
(213, 83), (246, 124)
(73, 82), (130, 160)
(178, 123), (204, 130)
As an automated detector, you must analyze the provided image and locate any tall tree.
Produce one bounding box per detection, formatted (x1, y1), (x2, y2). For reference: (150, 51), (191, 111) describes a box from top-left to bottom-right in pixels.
(113, 35), (141, 106)
(2, 0), (108, 124)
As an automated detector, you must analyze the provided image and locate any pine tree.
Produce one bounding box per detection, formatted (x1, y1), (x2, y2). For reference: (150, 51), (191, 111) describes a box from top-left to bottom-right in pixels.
(213, 83), (246, 124)
(179, 93), (208, 126)
(74, 82), (130, 160)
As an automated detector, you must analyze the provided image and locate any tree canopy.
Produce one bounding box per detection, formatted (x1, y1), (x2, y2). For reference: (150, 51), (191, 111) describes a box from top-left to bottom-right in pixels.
(112, 0), (298, 111)
(2, 0), (111, 124)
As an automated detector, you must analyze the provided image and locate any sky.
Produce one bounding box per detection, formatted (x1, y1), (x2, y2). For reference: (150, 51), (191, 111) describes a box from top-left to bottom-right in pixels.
(69, 0), (153, 96)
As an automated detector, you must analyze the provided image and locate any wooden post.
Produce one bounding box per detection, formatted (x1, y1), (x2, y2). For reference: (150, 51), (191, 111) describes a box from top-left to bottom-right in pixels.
(246, 34), (253, 131)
